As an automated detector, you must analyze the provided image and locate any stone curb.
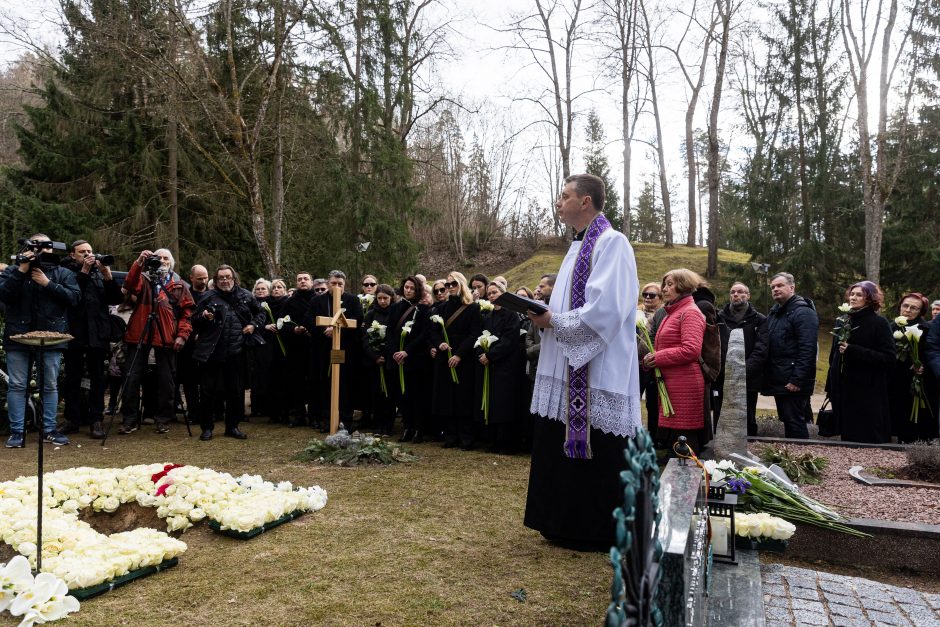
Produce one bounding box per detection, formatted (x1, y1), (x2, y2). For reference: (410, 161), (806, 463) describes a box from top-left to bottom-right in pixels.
(848, 465), (940, 490)
(748, 436), (912, 451)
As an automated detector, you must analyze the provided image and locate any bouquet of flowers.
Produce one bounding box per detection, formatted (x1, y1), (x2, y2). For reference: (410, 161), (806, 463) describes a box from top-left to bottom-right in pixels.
(635, 311), (674, 416)
(366, 320), (388, 397)
(261, 302), (286, 356)
(276, 314), (294, 334)
(0, 555), (80, 625)
(398, 321), (414, 394)
(475, 330), (499, 424)
(703, 459), (867, 537)
(479, 300), (494, 314)
(734, 512), (796, 541)
(832, 303), (854, 372)
(430, 315), (459, 383)
(893, 317), (931, 423)
(358, 293), (375, 311)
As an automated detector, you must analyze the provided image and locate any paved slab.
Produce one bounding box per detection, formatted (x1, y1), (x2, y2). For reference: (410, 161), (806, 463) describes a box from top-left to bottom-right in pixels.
(761, 563), (940, 627)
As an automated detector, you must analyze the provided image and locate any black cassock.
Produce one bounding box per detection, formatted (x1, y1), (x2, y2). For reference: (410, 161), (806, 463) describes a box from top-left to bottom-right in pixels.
(304, 291), (364, 424)
(429, 297), (481, 446)
(826, 307), (895, 443)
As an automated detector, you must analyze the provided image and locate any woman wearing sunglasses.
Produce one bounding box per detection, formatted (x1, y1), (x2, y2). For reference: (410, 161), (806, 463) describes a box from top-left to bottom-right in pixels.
(430, 271), (482, 450)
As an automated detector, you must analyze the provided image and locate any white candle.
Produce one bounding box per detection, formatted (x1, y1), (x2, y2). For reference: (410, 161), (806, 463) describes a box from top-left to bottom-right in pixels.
(711, 517), (729, 556)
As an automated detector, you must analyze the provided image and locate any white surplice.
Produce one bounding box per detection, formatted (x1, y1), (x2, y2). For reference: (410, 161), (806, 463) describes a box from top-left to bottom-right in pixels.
(530, 227), (642, 438)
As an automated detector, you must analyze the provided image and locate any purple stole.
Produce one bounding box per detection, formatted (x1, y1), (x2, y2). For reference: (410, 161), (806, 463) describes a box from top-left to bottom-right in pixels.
(564, 213), (611, 459)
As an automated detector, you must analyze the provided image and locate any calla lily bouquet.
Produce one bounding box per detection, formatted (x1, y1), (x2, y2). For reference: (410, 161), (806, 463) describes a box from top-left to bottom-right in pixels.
(358, 293), (375, 311)
(635, 311), (674, 416)
(430, 315), (459, 383)
(892, 319), (931, 423)
(367, 321), (389, 397)
(0, 556), (80, 626)
(276, 315), (293, 331)
(475, 330), (499, 424)
(398, 321), (414, 394)
(261, 302), (286, 356)
(831, 303), (855, 372)
(478, 300), (494, 313)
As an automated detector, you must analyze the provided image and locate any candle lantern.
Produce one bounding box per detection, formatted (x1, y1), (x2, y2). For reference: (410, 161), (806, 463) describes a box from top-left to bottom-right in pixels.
(701, 483), (737, 565)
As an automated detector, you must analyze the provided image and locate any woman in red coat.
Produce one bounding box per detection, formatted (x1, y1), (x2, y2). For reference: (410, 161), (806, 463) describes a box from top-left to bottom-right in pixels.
(643, 268), (707, 455)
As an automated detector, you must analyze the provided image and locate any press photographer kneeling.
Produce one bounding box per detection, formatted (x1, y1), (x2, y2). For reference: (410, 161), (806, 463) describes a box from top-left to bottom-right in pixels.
(192, 264), (266, 441)
(0, 235), (80, 448)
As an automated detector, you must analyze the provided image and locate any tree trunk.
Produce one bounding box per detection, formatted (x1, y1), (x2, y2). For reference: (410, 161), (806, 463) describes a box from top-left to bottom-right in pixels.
(706, 0), (731, 278)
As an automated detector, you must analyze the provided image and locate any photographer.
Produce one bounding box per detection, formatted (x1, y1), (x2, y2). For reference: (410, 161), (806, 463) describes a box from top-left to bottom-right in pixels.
(0, 234), (81, 448)
(192, 265), (265, 441)
(119, 249), (195, 435)
(59, 240), (122, 439)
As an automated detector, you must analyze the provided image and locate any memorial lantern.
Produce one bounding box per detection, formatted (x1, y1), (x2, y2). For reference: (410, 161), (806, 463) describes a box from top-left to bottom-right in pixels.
(703, 483), (738, 564)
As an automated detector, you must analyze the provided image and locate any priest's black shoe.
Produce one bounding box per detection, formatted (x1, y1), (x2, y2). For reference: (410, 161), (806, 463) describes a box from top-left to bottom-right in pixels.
(224, 428), (248, 439)
(199, 430), (213, 441)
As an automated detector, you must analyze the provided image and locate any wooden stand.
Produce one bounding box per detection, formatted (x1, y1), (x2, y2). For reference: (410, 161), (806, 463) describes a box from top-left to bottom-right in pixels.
(315, 287), (358, 434)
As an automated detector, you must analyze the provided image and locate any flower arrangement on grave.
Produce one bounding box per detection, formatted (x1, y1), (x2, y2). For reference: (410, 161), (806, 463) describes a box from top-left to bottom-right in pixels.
(0, 555), (79, 626)
(366, 320), (389, 397)
(892, 316), (931, 424)
(832, 302), (854, 372)
(297, 428), (418, 466)
(475, 330), (499, 424)
(702, 460), (868, 537)
(734, 512), (795, 551)
(261, 302), (286, 356)
(398, 321), (413, 394)
(635, 311), (674, 416)
(0, 464), (328, 591)
(430, 314), (459, 383)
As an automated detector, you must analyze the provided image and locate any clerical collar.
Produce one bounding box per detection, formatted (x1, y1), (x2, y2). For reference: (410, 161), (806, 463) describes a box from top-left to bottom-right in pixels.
(573, 227), (587, 241)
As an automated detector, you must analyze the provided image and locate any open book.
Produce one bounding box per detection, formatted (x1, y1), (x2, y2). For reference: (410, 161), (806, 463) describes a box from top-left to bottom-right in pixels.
(494, 292), (549, 315)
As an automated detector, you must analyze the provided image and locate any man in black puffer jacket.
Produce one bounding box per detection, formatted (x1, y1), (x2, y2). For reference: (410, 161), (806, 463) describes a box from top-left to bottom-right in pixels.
(0, 234), (81, 448)
(716, 282), (768, 435)
(192, 265), (266, 441)
(59, 240), (123, 439)
(762, 272), (818, 439)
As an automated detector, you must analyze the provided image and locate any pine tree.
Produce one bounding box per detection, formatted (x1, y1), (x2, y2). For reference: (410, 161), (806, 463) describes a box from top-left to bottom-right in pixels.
(582, 109), (621, 231)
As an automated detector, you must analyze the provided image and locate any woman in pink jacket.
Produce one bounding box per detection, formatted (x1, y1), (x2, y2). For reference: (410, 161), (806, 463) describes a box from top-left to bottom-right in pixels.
(642, 268), (707, 455)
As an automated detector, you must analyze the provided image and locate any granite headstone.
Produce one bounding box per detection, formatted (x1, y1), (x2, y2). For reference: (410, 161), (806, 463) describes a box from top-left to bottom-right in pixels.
(714, 328), (748, 459)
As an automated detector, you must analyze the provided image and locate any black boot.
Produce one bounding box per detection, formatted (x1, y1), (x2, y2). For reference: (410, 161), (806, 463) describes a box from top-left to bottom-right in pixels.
(399, 429), (414, 443)
(89, 422), (105, 440)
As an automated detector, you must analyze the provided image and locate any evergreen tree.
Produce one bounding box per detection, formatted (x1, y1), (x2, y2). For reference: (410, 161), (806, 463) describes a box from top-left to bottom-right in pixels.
(583, 109), (621, 231)
(630, 178), (664, 243)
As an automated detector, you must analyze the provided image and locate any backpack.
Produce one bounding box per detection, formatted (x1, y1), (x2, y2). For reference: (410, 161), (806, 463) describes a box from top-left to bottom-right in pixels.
(696, 301), (722, 383)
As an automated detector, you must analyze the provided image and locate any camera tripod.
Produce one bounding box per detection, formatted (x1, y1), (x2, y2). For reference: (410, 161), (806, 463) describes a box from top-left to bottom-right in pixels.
(101, 275), (191, 445)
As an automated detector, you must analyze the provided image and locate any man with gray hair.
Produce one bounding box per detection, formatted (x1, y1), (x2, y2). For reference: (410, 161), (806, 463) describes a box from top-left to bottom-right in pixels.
(762, 272), (818, 439)
(306, 269), (363, 430)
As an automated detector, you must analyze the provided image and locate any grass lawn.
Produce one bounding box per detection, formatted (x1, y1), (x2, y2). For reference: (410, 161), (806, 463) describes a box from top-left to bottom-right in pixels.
(1, 425), (611, 626)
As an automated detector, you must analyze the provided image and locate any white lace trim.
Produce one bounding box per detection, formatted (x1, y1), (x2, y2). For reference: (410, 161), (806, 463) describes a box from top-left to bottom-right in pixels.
(530, 373), (641, 439)
(552, 309), (604, 370)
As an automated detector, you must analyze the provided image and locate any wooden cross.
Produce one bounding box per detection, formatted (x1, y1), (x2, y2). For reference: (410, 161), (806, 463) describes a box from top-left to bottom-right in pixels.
(316, 286), (358, 434)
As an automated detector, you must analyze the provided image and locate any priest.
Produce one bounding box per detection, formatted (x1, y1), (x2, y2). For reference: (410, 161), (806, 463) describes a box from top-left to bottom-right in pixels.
(525, 173), (641, 548)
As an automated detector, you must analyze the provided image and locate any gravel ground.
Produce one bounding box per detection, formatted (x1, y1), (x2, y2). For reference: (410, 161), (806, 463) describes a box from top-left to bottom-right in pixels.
(747, 443), (940, 525)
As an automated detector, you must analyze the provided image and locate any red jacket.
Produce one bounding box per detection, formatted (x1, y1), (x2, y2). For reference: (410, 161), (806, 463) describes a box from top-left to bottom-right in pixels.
(123, 262), (195, 348)
(655, 294), (706, 431)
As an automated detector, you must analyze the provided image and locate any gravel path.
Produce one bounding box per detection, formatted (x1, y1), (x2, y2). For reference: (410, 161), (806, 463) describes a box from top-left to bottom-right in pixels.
(747, 443), (940, 525)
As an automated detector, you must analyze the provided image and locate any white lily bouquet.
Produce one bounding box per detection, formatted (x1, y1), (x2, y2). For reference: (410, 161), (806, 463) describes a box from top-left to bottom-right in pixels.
(478, 300), (494, 314)
(892, 317), (931, 423)
(398, 320), (414, 394)
(430, 314), (459, 383)
(358, 293), (375, 311)
(475, 330), (499, 424)
(832, 303), (854, 373)
(0, 556), (80, 625)
(635, 311), (674, 416)
(262, 302), (286, 356)
(367, 320), (388, 397)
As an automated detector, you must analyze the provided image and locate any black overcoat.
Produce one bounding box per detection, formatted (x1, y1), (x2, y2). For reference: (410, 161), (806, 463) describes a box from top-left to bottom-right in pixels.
(474, 307), (521, 425)
(429, 297), (481, 418)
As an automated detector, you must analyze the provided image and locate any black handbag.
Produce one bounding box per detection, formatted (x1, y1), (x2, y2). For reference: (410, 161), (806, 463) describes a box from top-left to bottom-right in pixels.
(815, 396), (838, 437)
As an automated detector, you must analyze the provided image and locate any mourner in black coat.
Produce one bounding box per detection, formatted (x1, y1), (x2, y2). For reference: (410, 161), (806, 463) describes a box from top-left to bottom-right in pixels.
(475, 295), (522, 453)
(258, 283), (291, 423)
(279, 274), (318, 426)
(387, 276), (428, 442)
(825, 282), (895, 444)
(429, 273), (481, 449)
(888, 293), (939, 443)
(361, 287), (396, 434)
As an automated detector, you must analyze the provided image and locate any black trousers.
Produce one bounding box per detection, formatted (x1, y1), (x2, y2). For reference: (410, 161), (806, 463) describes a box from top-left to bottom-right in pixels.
(63, 346), (107, 425)
(122, 345), (176, 426)
(177, 346), (201, 422)
(774, 394), (810, 439)
(199, 358), (244, 431)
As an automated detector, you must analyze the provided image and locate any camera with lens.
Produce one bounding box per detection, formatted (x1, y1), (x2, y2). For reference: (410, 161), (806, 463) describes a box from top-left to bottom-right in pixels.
(142, 254), (163, 273)
(12, 238), (67, 269)
(94, 253), (115, 267)
(203, 302), (222, 320)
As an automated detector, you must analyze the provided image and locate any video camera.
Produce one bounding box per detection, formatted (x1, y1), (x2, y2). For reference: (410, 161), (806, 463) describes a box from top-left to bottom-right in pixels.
(12, 238), (67, 269)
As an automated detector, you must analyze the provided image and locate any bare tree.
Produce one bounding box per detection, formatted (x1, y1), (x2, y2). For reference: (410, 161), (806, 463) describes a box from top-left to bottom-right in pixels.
(841, 0), (923, 282)
(661, 0), (719, 247)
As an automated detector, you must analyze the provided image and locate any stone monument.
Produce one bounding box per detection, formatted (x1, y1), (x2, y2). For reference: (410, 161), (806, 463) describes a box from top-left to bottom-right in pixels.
(714, 328), (748, 460)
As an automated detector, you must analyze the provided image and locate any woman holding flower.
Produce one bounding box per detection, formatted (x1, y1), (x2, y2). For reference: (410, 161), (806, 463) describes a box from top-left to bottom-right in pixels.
(262, 279), (291, 423)
(475, 282), (522, 453)
(888, 292), (939, 443)
(361, 284), (396, 435)
(825, 281), (895, 443)
(388, 276), (429, 442)
(430, 271), (482, 449)
(641, 268), (707, 454)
